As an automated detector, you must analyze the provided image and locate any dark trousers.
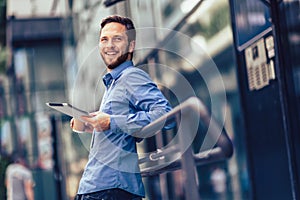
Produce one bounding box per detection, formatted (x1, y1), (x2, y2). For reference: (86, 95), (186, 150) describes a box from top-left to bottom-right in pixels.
(74, 188), (142, 200)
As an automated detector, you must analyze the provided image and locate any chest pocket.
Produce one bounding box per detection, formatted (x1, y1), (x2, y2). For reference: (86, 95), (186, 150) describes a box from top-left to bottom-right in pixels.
(100, 84), (132, 115)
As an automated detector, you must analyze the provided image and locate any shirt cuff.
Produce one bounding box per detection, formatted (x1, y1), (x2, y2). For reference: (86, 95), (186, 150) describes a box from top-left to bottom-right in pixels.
(110, 115), (127, 133)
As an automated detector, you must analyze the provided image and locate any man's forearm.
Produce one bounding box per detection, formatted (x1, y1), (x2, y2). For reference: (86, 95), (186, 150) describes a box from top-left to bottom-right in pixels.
(25, 181), (34, 200)
(110, 107), (169, 136)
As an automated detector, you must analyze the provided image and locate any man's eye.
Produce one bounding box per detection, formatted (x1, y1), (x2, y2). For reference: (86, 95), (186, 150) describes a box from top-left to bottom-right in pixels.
(114, 37), (122, 42)
(101, 38), (107, 43)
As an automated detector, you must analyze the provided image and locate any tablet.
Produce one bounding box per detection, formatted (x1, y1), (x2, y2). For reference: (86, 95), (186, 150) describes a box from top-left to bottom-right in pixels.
(46, 102), (91, 119)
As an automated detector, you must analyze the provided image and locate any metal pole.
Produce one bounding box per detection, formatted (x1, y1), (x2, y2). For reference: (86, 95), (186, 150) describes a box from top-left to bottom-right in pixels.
(178, 110), (201, 200)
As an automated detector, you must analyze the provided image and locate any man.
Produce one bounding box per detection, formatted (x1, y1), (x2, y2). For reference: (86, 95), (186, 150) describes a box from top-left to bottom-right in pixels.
(5, 153), (35, 200)
(70, 15), (172, 200)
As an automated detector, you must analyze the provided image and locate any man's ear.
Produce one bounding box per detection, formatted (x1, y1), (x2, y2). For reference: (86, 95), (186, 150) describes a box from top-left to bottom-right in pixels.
(129, 40), (135, 53)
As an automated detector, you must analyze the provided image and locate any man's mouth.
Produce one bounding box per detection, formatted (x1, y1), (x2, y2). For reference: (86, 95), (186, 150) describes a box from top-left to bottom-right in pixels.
(106, 51), (118, 56)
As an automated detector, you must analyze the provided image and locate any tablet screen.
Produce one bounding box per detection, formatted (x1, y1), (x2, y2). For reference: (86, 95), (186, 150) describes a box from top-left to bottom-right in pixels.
(46, 102), (91, 119)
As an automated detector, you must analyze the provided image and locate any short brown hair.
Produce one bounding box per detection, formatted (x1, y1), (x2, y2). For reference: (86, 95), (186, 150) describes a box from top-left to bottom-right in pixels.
(100, 15), (136, 42)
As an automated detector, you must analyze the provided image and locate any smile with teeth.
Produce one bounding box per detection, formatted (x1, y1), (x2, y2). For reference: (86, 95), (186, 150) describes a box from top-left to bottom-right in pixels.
(106, 51), (118, 55)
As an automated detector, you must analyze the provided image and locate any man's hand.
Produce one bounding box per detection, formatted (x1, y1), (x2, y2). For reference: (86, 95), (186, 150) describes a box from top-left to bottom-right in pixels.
(70, 118), (94, 133)
(81, 111), (111, 132)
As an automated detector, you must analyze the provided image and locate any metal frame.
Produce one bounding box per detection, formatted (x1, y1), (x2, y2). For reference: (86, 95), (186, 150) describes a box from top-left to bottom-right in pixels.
(136, 0), (205, 66)
(136, 97), (233, 200)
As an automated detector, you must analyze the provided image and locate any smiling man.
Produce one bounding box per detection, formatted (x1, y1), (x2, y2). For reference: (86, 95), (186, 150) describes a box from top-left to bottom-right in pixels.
(70, 15), (172, 200)
(100, 20), (135, 70)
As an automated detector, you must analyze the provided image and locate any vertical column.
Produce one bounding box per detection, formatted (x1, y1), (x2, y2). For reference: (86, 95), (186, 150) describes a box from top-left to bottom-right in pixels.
(178, 111), (200, 200)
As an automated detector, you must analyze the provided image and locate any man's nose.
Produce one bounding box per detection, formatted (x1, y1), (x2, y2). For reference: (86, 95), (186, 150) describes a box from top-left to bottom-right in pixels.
(107, 39), (115, 47)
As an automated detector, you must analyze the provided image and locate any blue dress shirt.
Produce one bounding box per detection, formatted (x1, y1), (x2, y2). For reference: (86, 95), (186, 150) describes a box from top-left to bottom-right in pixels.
(77, 61), (172, 197)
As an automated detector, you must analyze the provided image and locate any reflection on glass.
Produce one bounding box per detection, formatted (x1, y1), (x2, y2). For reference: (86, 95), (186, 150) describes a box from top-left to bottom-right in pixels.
(35, 113), (53, 170)
(232, 0), (272, 47)
(1, 121), (13, 154)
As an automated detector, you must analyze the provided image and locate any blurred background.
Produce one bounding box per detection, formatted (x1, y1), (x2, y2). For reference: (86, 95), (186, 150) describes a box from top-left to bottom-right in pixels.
(0, 0), (300, 199)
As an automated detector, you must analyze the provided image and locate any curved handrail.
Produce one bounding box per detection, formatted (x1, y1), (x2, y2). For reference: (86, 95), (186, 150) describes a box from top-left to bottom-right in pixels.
(136, 96), (234, 176)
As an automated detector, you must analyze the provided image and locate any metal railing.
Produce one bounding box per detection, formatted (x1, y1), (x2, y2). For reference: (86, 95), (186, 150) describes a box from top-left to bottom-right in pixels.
(136, 97), (234, 200)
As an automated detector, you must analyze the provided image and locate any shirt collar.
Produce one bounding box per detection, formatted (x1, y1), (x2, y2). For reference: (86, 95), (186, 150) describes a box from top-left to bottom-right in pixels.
(102, 61), (133, 88)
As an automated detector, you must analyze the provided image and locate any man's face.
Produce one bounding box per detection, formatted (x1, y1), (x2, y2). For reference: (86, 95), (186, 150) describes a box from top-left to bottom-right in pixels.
(99, 22), (134, 70)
